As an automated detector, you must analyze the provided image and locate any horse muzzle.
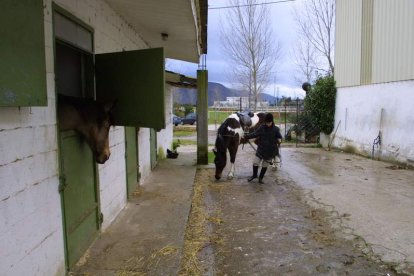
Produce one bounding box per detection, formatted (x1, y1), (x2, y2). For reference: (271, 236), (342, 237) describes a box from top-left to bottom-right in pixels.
(96, 152), (110, 164)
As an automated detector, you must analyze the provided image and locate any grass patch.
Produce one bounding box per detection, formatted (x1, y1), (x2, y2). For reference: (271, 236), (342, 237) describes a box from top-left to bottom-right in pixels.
(208, 151), (215, 164)
(208, 111), (233, 124)
(173, 130), (194, 137)
(175, 139), (196, 146)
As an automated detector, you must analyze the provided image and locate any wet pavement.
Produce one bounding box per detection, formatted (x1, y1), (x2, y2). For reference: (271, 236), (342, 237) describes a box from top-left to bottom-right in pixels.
(193, 146), (414, 275)
(72, 128), (414, 275)
(282, 147), (414, 273)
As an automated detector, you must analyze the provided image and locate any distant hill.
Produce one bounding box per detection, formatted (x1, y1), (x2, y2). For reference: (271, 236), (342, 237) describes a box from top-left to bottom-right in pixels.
(172, 81), (277, 106)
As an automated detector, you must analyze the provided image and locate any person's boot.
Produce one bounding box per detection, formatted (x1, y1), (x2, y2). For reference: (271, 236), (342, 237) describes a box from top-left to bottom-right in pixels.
(258, 167), (267, 184)
(248, 166), (259, 182)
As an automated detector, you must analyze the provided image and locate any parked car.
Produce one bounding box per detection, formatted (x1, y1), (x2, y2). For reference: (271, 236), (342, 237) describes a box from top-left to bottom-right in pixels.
(172, 114), (182, 126)
(181, 112), (197, 125)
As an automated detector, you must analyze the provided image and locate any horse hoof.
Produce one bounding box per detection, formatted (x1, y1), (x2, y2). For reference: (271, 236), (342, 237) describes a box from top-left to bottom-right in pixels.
(227, 175), (234, 180)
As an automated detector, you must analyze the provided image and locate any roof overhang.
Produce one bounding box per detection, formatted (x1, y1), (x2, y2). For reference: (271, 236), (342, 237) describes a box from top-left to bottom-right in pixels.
(165, 70), (197, 88)
(104, 0), (207, 64)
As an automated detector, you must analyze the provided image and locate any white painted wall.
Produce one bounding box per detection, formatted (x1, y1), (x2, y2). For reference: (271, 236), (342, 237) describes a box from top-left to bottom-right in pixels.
(157, 85), (174, 159)
(1, 0), (155, 274)
(98, 126), (127, 230)
(333, 80), (414, 165)
(138, 128), (152, 183)
(0, 1), (64, 274)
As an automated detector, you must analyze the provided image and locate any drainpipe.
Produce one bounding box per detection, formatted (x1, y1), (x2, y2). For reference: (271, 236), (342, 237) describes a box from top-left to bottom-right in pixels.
(372, 108), (384, 159)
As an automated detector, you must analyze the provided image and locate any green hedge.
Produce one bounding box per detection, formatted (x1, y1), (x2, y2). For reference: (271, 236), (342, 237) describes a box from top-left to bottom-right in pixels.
(304, 75), (337, 134)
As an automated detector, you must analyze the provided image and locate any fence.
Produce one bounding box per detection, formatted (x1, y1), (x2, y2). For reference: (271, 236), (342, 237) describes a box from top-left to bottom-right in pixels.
(209, 99), (320, 146)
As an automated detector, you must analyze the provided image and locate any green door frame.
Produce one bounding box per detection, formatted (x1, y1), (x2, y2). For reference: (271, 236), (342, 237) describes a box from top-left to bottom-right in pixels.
(150, 128), (158, 169)
(53, 5), (101, 272)
(125, 126), (139, 198)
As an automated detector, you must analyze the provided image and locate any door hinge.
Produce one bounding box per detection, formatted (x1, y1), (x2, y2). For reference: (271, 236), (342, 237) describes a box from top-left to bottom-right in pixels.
(58, 175), (67, 192)
(99, 213), (104, 224)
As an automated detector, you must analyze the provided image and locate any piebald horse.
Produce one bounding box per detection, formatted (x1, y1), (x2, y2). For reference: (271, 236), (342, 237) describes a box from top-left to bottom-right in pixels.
(58, 94), (115, 164)
(213, 112), (265, 180)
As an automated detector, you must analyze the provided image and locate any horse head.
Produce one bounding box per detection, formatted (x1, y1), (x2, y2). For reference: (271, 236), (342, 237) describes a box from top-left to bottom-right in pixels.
(213, 133), (227, 180)
(58, 95), (116, 164)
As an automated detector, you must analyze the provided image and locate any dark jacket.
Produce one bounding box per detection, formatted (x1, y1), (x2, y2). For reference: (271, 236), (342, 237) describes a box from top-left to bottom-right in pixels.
(244, 124), (282, 160)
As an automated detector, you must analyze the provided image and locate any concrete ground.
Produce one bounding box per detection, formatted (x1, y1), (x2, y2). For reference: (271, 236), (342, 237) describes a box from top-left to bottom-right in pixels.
(72, 130), (414, 275)
(71, 151), (198, 275)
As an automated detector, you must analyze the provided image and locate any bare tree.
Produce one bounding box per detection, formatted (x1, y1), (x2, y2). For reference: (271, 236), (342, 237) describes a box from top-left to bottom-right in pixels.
(220, 0), (281, 111)
(293, 0), (335, 76)
(291, 37), (317, 84)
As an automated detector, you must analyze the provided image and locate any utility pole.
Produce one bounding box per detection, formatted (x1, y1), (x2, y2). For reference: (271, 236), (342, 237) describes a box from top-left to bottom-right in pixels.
(284, 97), (287, 138)
(296, 97), (299, 147)
(277, 87), (280, 125)
(239, 96), (242, 112)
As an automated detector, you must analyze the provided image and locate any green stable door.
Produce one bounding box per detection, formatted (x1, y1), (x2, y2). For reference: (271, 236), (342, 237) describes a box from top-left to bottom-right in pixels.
(54, 11), (100, 270)
(59, 131), (100, 268)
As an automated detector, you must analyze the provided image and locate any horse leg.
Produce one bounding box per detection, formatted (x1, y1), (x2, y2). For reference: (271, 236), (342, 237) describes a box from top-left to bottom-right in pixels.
(227, 140), (239, 180)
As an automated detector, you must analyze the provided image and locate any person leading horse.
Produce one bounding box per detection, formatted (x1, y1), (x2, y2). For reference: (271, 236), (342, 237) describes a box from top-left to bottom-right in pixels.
(243, 113), (282, 184)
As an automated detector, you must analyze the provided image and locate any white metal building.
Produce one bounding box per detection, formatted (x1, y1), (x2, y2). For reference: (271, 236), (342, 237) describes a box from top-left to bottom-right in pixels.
(0, 0), (207, 275)
(213, 97), (269, 109)
(333, 0), (414, 165)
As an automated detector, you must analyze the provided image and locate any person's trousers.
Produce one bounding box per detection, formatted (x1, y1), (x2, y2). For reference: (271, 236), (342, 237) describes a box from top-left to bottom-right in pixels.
(252, 156), (270, 168)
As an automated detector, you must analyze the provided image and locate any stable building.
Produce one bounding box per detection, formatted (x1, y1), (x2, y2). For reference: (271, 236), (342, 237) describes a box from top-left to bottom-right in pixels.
(334, 0), (414, 165)
(0, 0), (207, 274)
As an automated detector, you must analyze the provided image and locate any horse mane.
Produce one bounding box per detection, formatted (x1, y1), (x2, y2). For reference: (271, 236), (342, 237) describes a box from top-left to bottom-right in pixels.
(58, 94), (115, 127)
(217, 117), (230, 135)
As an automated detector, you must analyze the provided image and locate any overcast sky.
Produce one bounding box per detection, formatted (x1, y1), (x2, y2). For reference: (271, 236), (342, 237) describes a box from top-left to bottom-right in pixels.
(167, 0), (307, 99)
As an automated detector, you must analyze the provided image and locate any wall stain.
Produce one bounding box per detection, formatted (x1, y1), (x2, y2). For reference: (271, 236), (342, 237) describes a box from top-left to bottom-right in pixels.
(1, 196), (11, 202)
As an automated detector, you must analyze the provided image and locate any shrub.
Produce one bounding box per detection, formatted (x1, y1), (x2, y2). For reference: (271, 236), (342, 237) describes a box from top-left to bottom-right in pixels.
(304, 75), (336, 134)
(183, 104), (195, 116)
(294, 112), (320, 139)
(172, 139), (181, 151)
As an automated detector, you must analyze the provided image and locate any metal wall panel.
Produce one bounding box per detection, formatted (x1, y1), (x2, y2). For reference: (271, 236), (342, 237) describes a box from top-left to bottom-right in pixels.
(334, 0), (362, 87)
(361, 0), (374, 85)
(372, 0), (414, 83)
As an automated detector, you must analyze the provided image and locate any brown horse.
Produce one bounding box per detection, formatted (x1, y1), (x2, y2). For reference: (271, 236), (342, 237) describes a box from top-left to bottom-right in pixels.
(58, 94), (115, 164)
(213, 112), (265, 180)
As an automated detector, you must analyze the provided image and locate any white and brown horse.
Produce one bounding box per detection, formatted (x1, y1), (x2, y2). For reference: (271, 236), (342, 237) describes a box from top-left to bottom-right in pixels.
(213, 112), (265, 180)
(58, 94), (115, 164)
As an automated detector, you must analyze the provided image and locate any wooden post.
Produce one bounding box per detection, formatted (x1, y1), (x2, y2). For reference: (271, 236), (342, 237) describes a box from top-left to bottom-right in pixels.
(197, 70), (208, 164)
